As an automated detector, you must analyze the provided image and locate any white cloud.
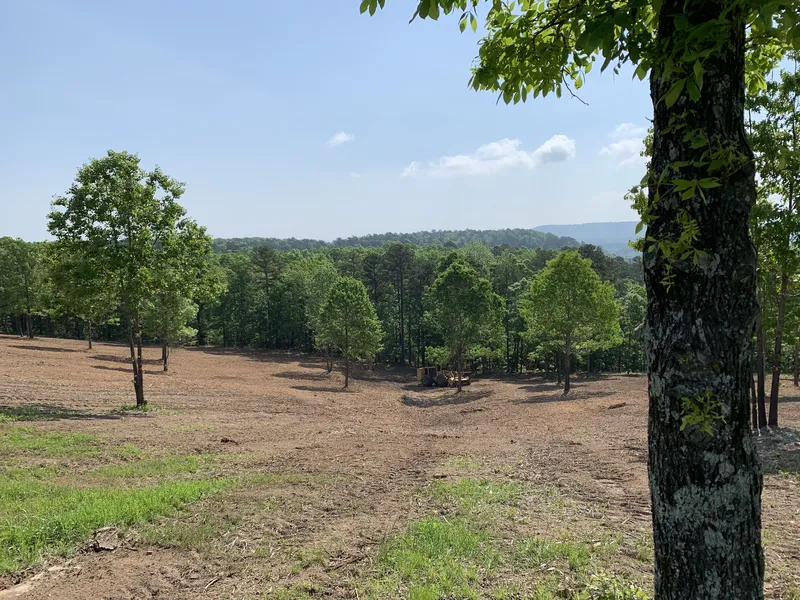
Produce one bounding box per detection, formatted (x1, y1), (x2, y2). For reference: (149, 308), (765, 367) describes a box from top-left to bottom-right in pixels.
(349, 172), (363, 179)
(327, 131), (354, 148)
(600, 123), (647, 168)
(401, 135), (576, 178)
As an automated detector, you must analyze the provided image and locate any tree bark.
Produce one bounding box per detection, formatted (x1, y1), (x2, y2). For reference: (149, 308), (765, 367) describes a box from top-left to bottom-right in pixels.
(556, 350), (562, 386)
(135, 312), (146, 407)
(768, 271), (788, 427)
(751, 376), (758, 431)
(646, 3), (763, 598)
(756, 317), (768, 428)
(87, 317), (93, 350)
(794, 346), (799, 387)
(15, 314), (23, 337)
(563, 340), (571, 395)
(398, 266), (405, 365)
(456, 353), (462, 393)
(162, 341), (169, 372)
(128, 322), (143, 408)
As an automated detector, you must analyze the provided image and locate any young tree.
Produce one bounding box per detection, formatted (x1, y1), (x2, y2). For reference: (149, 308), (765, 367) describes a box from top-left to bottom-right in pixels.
(0, 238), (45, 338)
(318, 277), (383, 389)
(427, 261), (502, 392)
(360, 1), (798, 594)
(748, 60), (800, 427)
(48, 150), (198, 408)
(523, 252), (620, 394)
(48, 244), (116, 349)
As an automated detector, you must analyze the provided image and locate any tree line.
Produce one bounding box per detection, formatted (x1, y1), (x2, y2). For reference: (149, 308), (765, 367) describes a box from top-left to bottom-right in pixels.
(0, 151), (647, 401)
(211, 228), (580, 254)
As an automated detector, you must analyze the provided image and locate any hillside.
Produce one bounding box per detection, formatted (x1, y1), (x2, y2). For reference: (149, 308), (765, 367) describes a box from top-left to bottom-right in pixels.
(534, 221), (640, 258)
(212, 228), (581, 254)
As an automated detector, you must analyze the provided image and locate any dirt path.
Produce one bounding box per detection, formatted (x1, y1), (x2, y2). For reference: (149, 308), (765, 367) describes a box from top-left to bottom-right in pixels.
(0, 335), (798, 599)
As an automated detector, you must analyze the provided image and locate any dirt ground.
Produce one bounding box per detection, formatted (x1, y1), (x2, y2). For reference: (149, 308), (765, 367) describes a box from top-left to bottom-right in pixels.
(0, 335), (798, 599)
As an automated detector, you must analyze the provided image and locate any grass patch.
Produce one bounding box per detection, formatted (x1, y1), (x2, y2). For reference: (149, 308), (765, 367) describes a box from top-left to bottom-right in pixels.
(137, 510), (241, 550)
(441, 455), (484, 472)
(89, 454), (218, 480)
(363, 517), (499, 600)
(0, 426), (100, 457)
(292, 548), (327, 573)
(0, 477), (233, 573)
(513, 537), (592, 571)
(430, 477), (524, 511)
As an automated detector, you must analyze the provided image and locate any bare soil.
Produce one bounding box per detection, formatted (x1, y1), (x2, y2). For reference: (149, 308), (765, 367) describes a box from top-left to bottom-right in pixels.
(0, 335), (798, 599)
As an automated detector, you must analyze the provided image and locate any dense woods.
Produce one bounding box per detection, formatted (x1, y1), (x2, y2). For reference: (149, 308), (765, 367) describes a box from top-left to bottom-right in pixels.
(0, 227), (646, 381)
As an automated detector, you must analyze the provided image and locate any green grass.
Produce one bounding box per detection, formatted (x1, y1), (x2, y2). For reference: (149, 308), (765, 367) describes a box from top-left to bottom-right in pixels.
(429, 477), (524, 512)
(358, 476), (650, 600)
(364, 517), (499, 600)
(137, 510), (241, 549)
(513, 536), (592, 571)
(0, 476), (233, 573)
(89, 454), (218, 479)
(292, 548), (327, 573)
(0, 426), (100, 457)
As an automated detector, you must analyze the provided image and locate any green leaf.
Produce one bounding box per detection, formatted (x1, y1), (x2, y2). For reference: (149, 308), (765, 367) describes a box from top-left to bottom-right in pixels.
(698, 178), (722, 189)
(575, 75), (583, 90)
(470, 12), (477, 32)
(686, 78), (700, 101)
(359, 0), (370, 14)
(635, 221), (644, 235)
(634, 62), (649, 81)
(693, 60), (704, 90)
(674, 14), (689, 30)
(664, 78), (686, 108)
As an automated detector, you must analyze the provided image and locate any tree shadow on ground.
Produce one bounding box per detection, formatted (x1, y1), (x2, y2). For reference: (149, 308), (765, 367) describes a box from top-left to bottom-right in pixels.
(514, 388), (616, 404)
(91, 365), (164, 375)
(90, 354), (162, 365)
(778, 393), (800, 403)
(291, 385), (350, 393)
(0, 404), (122, 421)
(273, 370), (331, 382)
(755, 427), (800, 476)
(8, 344), (82, 353)
(187, 347), (312, 365)
(400, 390), (492, 409)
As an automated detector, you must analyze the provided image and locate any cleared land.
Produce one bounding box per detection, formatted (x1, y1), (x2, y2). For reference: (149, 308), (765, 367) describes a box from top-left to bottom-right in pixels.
(0, 335), (798, 599)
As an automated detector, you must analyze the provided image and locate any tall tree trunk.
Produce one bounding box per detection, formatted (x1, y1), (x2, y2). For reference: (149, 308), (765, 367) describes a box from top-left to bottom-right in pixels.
(87, 317), (93, 350)
(768, 271), (789, 427)
(344, 354), (349, 389)
(197, 302), (206, 346)
(162, 341), (169, 372)
(756, 317), (768, 428)
(556, 350), (562, 385)
(25, 310), (32, 339)
(135, 312), (146, 407)
(794, 346), (799, 387)
(456, 353), (462, 393)
(16, 314), (23, 337)
(586, 352), (591, 377)
(128, 322), (143, 408)
(751, 376), (758, 431)
(398, 269), (405, 365)
(563, 341), (571, 395)
(646, 3), (763, 597)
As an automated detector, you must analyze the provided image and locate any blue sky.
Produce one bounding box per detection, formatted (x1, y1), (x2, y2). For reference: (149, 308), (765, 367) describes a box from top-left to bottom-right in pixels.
(0, 1), (651, 242)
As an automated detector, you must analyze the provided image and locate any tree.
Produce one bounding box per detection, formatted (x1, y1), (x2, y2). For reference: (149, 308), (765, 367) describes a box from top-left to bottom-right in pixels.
(48, 150), (197, 408)
(427, 262), (502, 392)
(360, 1), (800, 595)
(384, 243), (415, 364)
(0, 238), (45, 339)
(142, 220), (214, 371)
(523, 251), (620, 394)
(618, 282), (647, 374)
(748, 60), (800, 427)
(48, 244), (116, 349)
(318, 277), (383, 389)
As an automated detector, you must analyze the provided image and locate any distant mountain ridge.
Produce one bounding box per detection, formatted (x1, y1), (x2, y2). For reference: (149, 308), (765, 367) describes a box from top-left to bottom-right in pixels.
(534, 221), (640, 258)
(213, 228), (582, 254)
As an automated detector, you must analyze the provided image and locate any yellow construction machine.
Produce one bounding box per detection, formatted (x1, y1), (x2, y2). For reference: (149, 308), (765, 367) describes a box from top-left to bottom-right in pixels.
(416, 365), (471, 388)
